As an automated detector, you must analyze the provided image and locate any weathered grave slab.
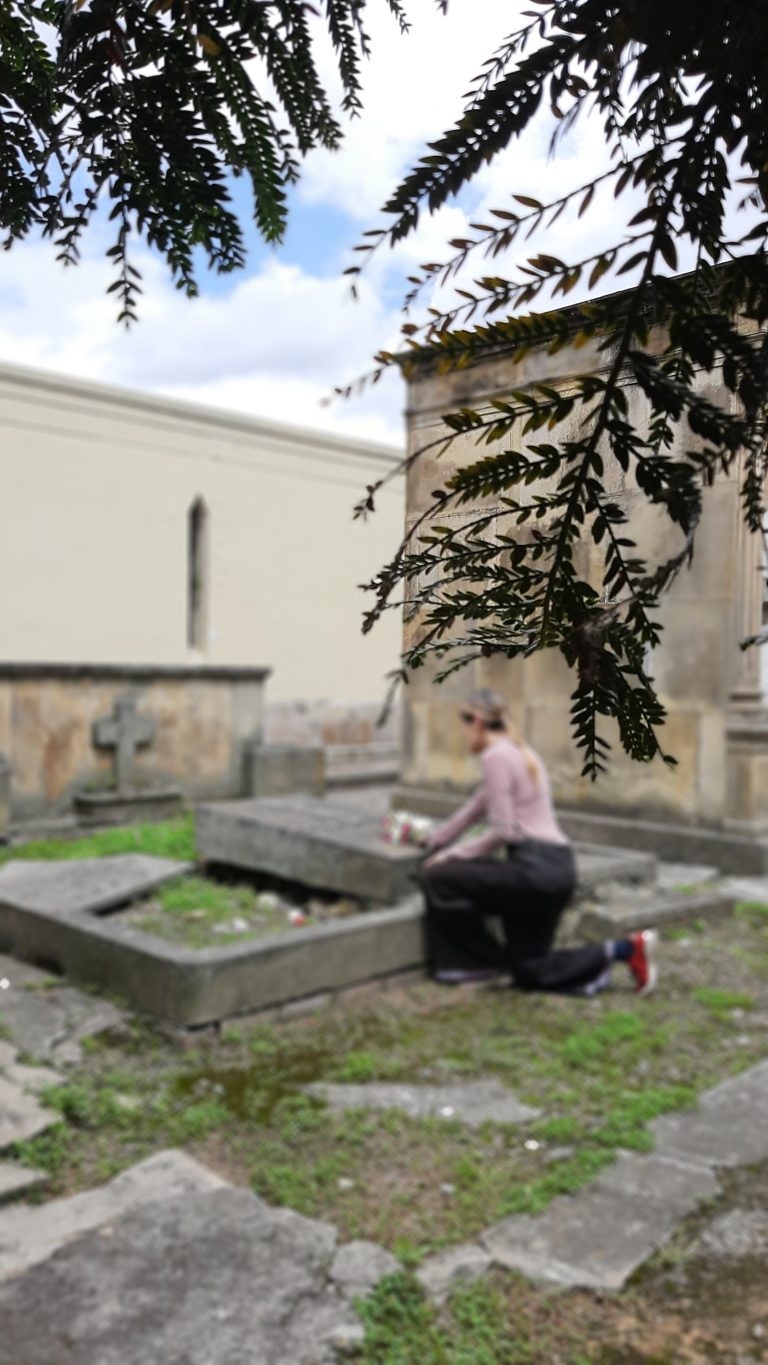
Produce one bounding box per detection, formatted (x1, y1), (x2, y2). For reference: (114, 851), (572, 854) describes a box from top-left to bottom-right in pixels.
(329, 1240), (400, 1298)
(696, 1208), (768, 1259)
(0, 1149), (226, 1282)
(0, 953), (125, 1064)
(307, 1078), (541, 1127)
(416, 1242), (492, 1303)
(0, 1075), (57, 1150)
(0, 855), (190, 917)
(481, 1150), (718, 1290)
(651, 1059), (768, 1168)
(577, 886), (734, 937)
(197, 796), (659, 903)
(197, 795), (420, 901)
(0, 1189), (361, 1365)
(1, 881), (425, 1027)
(0, 1162), (48, 1204)
(0, 1151), (397, 1365)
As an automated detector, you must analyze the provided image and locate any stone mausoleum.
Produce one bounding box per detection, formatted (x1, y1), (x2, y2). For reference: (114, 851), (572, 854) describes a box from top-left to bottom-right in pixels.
(394, 315), (768, 872)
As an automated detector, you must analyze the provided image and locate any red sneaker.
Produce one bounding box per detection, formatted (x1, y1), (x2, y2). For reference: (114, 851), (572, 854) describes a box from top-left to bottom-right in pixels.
(627, 930), (659, 996)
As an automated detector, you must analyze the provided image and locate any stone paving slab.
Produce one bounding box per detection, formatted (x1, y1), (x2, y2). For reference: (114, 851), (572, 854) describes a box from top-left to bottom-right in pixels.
(577, 887), (734, 938)
(307, 1078), (541, 1128)
(0, 955), (125, 1064)
(0, 855), (191, 918)
(416, 1242), (492, 1303)
(0, 1162), (48, 1204)
(480, 1150), (719, 1291)
(0, 1076), (57, 1151)
(0, 1150), (226, 1283)
(0, 1188), (361, 1365)
(0, 1152), (402, 1365)
(651, 1059), (768, 1168)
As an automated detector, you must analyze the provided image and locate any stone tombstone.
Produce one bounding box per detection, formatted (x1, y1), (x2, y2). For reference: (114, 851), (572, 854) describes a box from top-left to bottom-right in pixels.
(92, 695), (154, 792)
(77, 694), (181, 824)
(244, 742), (326, 798)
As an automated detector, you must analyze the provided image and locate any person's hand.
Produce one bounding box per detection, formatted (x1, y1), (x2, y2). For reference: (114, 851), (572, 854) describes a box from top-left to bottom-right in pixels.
(423, 847), (450, 869)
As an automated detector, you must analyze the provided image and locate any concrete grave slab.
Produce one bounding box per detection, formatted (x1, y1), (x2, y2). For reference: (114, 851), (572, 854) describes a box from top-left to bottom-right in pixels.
(0, 1189), (353, 1365)
(307, 1078), (541, 1128)
(0, 1075), (57, 1150)
(651, 1059), (768, 1168)
(0, 855), (191, 917)
(416, 1243), (492, 1303)
(197, 794), (421, 901)
(197, 798), (661, 903)
(0, 1149), (227, 1283)
(577, 887), (734, 938)
(481, 1150), (718, 1291)
(0, 954), (125, 1064)
(329, 1240), (400, 1299)
(0, 1162), (48, 1205)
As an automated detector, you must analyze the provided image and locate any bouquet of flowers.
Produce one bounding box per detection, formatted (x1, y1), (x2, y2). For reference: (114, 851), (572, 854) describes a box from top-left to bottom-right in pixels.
(380, 810), (435, 848)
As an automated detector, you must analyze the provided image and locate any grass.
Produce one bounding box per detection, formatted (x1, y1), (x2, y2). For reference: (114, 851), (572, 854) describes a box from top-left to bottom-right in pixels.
(128, 875), (290, 948)
(0, 816), (196, 865)
(12, 910), (768, 1263)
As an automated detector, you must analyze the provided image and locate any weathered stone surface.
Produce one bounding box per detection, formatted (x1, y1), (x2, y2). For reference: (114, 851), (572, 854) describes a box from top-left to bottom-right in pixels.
(656, 862), (719, 890)
(0, 1149), (226, 1283)
(0, 855), (191, 917)
(0, 878), (424, 1027)
(577, 887), (734, 938)
(0, 1075), (57, 1150)
(416, 1242), (492, 1302)
(481, 1151), (718, 1291)
(0, 1188), (363, 1365)
(0, 958), (124, 1064)
(722, 875), (768, 906)
(651, 1060), (768, 1167)
(197, 794), (420, 901)
(307, 1079), (540, 1128)
(696, 1208), (768, 1259)
(0, 1162), (48, 1204)
(330, 1240), (399, 1298)
(245, 743), (326, 798)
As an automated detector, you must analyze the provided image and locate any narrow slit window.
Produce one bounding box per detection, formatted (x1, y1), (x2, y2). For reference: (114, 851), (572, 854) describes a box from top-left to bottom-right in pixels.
(187, 497), (209, 650)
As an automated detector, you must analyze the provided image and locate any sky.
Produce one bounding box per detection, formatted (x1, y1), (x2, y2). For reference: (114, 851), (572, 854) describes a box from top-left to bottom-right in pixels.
(0, 3), (643, 447)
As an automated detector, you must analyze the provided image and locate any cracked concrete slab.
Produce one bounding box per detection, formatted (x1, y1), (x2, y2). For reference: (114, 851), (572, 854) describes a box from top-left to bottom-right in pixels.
(307, 1078), (541, 1128)
(0, 856), (190, 918)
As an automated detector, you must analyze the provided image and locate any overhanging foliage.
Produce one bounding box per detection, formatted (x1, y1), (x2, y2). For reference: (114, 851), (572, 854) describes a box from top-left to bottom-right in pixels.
(349, 0), (768, 777)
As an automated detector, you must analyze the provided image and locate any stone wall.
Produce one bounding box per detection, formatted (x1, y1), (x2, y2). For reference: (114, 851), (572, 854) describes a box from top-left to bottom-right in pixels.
(395, 325), (768, 837)
(265, 699), (400, 783)
(0, 664), (269, 825)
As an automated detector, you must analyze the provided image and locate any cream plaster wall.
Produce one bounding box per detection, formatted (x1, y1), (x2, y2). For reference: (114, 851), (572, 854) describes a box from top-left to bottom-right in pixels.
(0, 364), (404, 704)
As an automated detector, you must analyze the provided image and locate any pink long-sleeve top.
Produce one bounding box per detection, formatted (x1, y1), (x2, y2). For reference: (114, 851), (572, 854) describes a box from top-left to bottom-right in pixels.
(427, 737), (568, 861)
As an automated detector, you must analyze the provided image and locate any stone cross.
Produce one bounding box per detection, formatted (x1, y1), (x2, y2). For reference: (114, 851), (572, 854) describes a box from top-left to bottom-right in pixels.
(92, 696), (155, 792)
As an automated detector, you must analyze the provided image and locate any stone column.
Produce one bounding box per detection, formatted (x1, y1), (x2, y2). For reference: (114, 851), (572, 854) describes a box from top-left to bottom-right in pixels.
(728, 508), (766, 715)
(726, 492), (768, 831)
(0, 754), (9, 841)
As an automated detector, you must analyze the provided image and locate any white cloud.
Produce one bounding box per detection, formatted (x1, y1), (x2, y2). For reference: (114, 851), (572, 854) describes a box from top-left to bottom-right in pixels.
(0, 239), (405, 442)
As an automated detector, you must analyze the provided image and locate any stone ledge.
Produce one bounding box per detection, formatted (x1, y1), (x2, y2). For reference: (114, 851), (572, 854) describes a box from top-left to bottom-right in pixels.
(0, 662), (271, 682)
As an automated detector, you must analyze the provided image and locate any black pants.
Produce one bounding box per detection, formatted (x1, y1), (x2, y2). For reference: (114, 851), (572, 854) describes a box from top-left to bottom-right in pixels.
(421, 841), (606, 992)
